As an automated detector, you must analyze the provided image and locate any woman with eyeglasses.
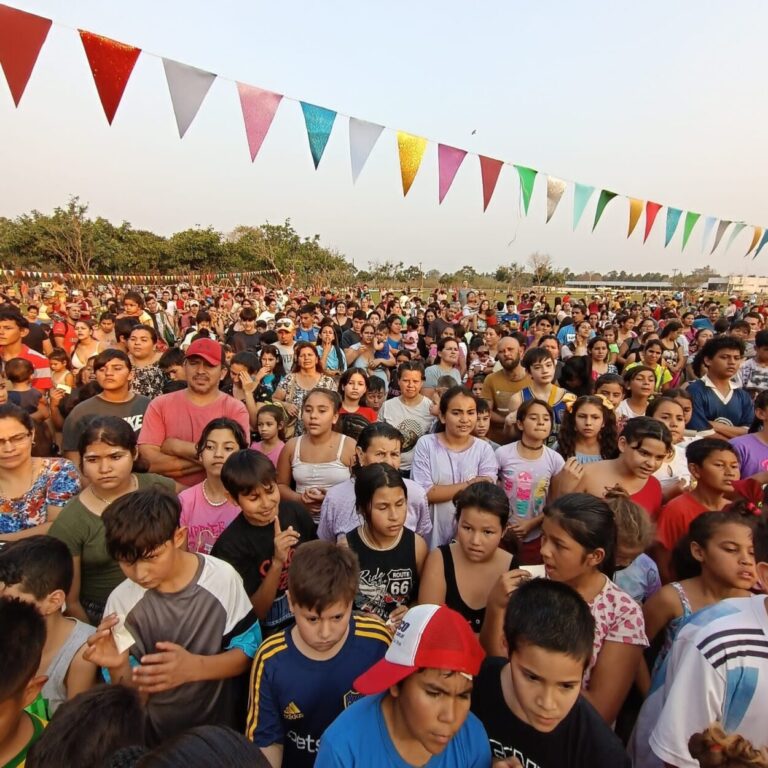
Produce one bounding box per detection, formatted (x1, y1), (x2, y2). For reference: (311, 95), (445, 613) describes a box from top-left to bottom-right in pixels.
(0, 403), (81, 541)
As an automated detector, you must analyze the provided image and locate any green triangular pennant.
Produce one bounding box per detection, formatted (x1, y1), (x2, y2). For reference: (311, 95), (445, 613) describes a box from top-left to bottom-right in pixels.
(514, 165), (538, 215)
(681, 212), (700, 251)
(592, 190), (617, 231)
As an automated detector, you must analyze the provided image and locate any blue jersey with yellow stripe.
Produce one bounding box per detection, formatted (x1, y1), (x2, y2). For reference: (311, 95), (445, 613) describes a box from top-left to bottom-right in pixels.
(246, 613), (390, 768)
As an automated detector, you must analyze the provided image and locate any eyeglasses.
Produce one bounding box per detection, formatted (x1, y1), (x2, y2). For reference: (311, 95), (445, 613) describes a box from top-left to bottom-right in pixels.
(0, 432), (32, 448)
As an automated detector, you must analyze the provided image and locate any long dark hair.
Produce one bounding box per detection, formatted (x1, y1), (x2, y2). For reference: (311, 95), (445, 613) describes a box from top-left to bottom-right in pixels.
(194, 417), (248, 458)
(78, 415), (149, 473)
(259, 344), (286, 382)
(557, 395), (619, 460)
(354, 463), (407, 524)
(544, 493), (617, 575)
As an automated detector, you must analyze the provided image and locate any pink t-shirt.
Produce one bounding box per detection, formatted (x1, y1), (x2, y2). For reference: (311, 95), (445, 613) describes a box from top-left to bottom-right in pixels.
(250, 440), (285, 467)
(584, 577), (648, 687)
(137, 389), (250, 486)
(178, 482), (240, 554)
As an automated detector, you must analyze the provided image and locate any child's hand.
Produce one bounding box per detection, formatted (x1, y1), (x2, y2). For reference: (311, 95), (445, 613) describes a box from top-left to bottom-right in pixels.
(133, 642), (196, 693)
(386, 604), (408, 632)
(486, 570), (532, 611)
(49, 387), (66, 407)
(82, 613), (130, 670)
(300, 487), (325, 512)
(273, 517), (300, 565)
(507, 518), (536, 539)
(557, 457), (584, 493)
(494, 759), (523, 768)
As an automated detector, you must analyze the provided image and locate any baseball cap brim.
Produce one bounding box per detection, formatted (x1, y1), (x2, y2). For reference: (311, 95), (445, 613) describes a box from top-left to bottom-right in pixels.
(186, 351), (220, 366)
(354, 658), (417, 695)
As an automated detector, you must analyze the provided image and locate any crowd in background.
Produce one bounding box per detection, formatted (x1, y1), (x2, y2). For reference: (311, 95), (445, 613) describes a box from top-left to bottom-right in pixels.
(0, 277), (767, 767)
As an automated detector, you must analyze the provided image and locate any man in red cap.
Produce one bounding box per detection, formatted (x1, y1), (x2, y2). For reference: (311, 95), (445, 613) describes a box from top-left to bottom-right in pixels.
(315, 604), (491, 767)
(137, 338), (250, 487)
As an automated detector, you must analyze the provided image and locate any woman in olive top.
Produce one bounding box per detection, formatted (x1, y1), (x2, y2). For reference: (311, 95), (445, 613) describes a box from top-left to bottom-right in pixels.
(49, 416), (175, 624)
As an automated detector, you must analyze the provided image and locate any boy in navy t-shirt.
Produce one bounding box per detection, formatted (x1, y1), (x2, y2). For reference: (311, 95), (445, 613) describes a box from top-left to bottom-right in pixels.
(246, 541), (390, 767)
(315, 603), (490, 767)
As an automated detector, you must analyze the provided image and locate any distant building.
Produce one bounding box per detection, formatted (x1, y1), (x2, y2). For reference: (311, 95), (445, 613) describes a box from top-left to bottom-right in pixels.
(565, 280), (673, 291)
(707, 275), (768, 295)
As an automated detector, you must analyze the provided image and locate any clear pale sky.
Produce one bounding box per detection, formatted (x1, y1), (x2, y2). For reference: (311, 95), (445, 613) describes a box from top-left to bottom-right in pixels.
(2, 0), (767, 277)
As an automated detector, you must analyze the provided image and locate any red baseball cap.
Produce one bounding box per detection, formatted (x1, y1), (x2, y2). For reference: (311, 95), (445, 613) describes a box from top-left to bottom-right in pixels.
(185, 338), (223, 366)
(354, 605), (485, 695)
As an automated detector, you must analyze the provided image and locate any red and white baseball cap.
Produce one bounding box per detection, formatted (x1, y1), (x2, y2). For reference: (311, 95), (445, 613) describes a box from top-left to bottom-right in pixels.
(354, 604), (485, 695)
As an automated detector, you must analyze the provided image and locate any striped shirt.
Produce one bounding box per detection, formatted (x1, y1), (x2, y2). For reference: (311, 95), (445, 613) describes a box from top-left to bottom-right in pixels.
(651, 595), (768, 767)
(246, 614), (390, 768)
(0, 344), (52, 391)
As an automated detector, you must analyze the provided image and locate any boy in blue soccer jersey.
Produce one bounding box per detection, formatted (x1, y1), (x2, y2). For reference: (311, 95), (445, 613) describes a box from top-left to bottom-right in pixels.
(650, 511), (768, 767)
(246, 541), (390, 768)
(315, 603), (490, 768)
(82, 487), (262, 745)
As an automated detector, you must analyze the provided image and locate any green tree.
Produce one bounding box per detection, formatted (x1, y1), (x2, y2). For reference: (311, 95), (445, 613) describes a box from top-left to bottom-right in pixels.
(166, 226), (224, 273)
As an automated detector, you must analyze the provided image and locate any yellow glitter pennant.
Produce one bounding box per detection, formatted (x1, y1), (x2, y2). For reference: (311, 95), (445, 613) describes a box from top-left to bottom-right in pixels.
(397, 131), (428, 196)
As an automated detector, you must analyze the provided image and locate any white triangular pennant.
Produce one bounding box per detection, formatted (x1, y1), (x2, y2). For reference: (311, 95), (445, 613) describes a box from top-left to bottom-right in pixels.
(349, 118), (384, 183)
(162, 58), (216, 138)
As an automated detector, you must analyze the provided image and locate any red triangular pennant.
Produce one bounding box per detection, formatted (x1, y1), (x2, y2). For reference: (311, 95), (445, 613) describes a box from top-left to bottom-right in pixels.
(479, 156), (504, 212)
(79, 30), (141, 124)
(643, 201), (663, 243)
(0, 5), (52, 106)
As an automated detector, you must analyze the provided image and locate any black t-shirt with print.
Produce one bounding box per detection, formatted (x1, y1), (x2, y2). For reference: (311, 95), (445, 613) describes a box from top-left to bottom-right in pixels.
(211, 501), (316, 633)
(470, 657), (631, 768)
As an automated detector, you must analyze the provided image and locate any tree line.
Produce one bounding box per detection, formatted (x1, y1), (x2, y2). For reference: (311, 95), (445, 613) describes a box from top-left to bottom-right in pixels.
(0, 197), (719, 290)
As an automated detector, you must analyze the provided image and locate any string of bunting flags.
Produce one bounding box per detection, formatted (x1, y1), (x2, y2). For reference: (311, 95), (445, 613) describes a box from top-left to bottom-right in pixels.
(0, 267), (280, 284)
(1, 3), (766, 260)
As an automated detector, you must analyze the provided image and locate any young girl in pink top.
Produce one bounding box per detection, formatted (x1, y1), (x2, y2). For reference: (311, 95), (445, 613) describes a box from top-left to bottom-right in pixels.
(483, 492), (648, 724)
(179, 417), (246, 554)
(251, 404), (286, 468)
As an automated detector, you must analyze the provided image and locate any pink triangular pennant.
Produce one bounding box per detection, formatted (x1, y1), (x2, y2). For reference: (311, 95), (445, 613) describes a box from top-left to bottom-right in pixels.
(437, 144), (467, 204)
(479, 156), (503, 212)
(0, 5), (52, 106)
(237, 83), (282, 161)
(79, 31), (141, 124)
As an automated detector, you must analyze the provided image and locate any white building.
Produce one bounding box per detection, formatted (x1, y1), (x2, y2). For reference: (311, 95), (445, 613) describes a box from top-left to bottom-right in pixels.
(707, 275), (768, 295)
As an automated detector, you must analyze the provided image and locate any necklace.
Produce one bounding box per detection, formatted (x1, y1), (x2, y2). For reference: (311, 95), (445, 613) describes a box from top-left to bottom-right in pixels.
(202, 479), (227, 507)
(90, 474), (138, 505)
(360, 524), (402, 551)
(519, 439), (543, 451)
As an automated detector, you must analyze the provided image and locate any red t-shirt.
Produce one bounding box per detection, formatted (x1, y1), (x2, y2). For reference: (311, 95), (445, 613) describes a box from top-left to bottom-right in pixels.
(52, 321), (77, 355)
(138, 390), (250, 486)
(655, 492), (708, 551)
(339, 406), (378, 423)
(0, 344), (53, 391)
(630, 475), (663, 520)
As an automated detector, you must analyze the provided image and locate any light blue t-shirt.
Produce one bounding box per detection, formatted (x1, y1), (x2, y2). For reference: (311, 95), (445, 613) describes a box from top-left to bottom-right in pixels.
(315, 691), (491, 767)
(424, 365), (462, 390)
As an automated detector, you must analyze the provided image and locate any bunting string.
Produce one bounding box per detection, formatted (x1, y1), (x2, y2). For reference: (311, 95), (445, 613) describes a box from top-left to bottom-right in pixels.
(0, 3), (764, 256)
(0, 267), (280, 283)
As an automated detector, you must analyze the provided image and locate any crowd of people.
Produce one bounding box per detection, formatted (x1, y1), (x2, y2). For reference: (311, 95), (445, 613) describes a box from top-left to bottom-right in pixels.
(0, 279), (767, 767)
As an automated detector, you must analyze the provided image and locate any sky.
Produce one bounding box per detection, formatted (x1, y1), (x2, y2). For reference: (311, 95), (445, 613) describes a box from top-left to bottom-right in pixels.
(2, 0), (768, 278)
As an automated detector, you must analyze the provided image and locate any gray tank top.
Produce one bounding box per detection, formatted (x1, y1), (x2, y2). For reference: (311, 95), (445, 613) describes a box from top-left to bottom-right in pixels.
(42, 618), (95, 715)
